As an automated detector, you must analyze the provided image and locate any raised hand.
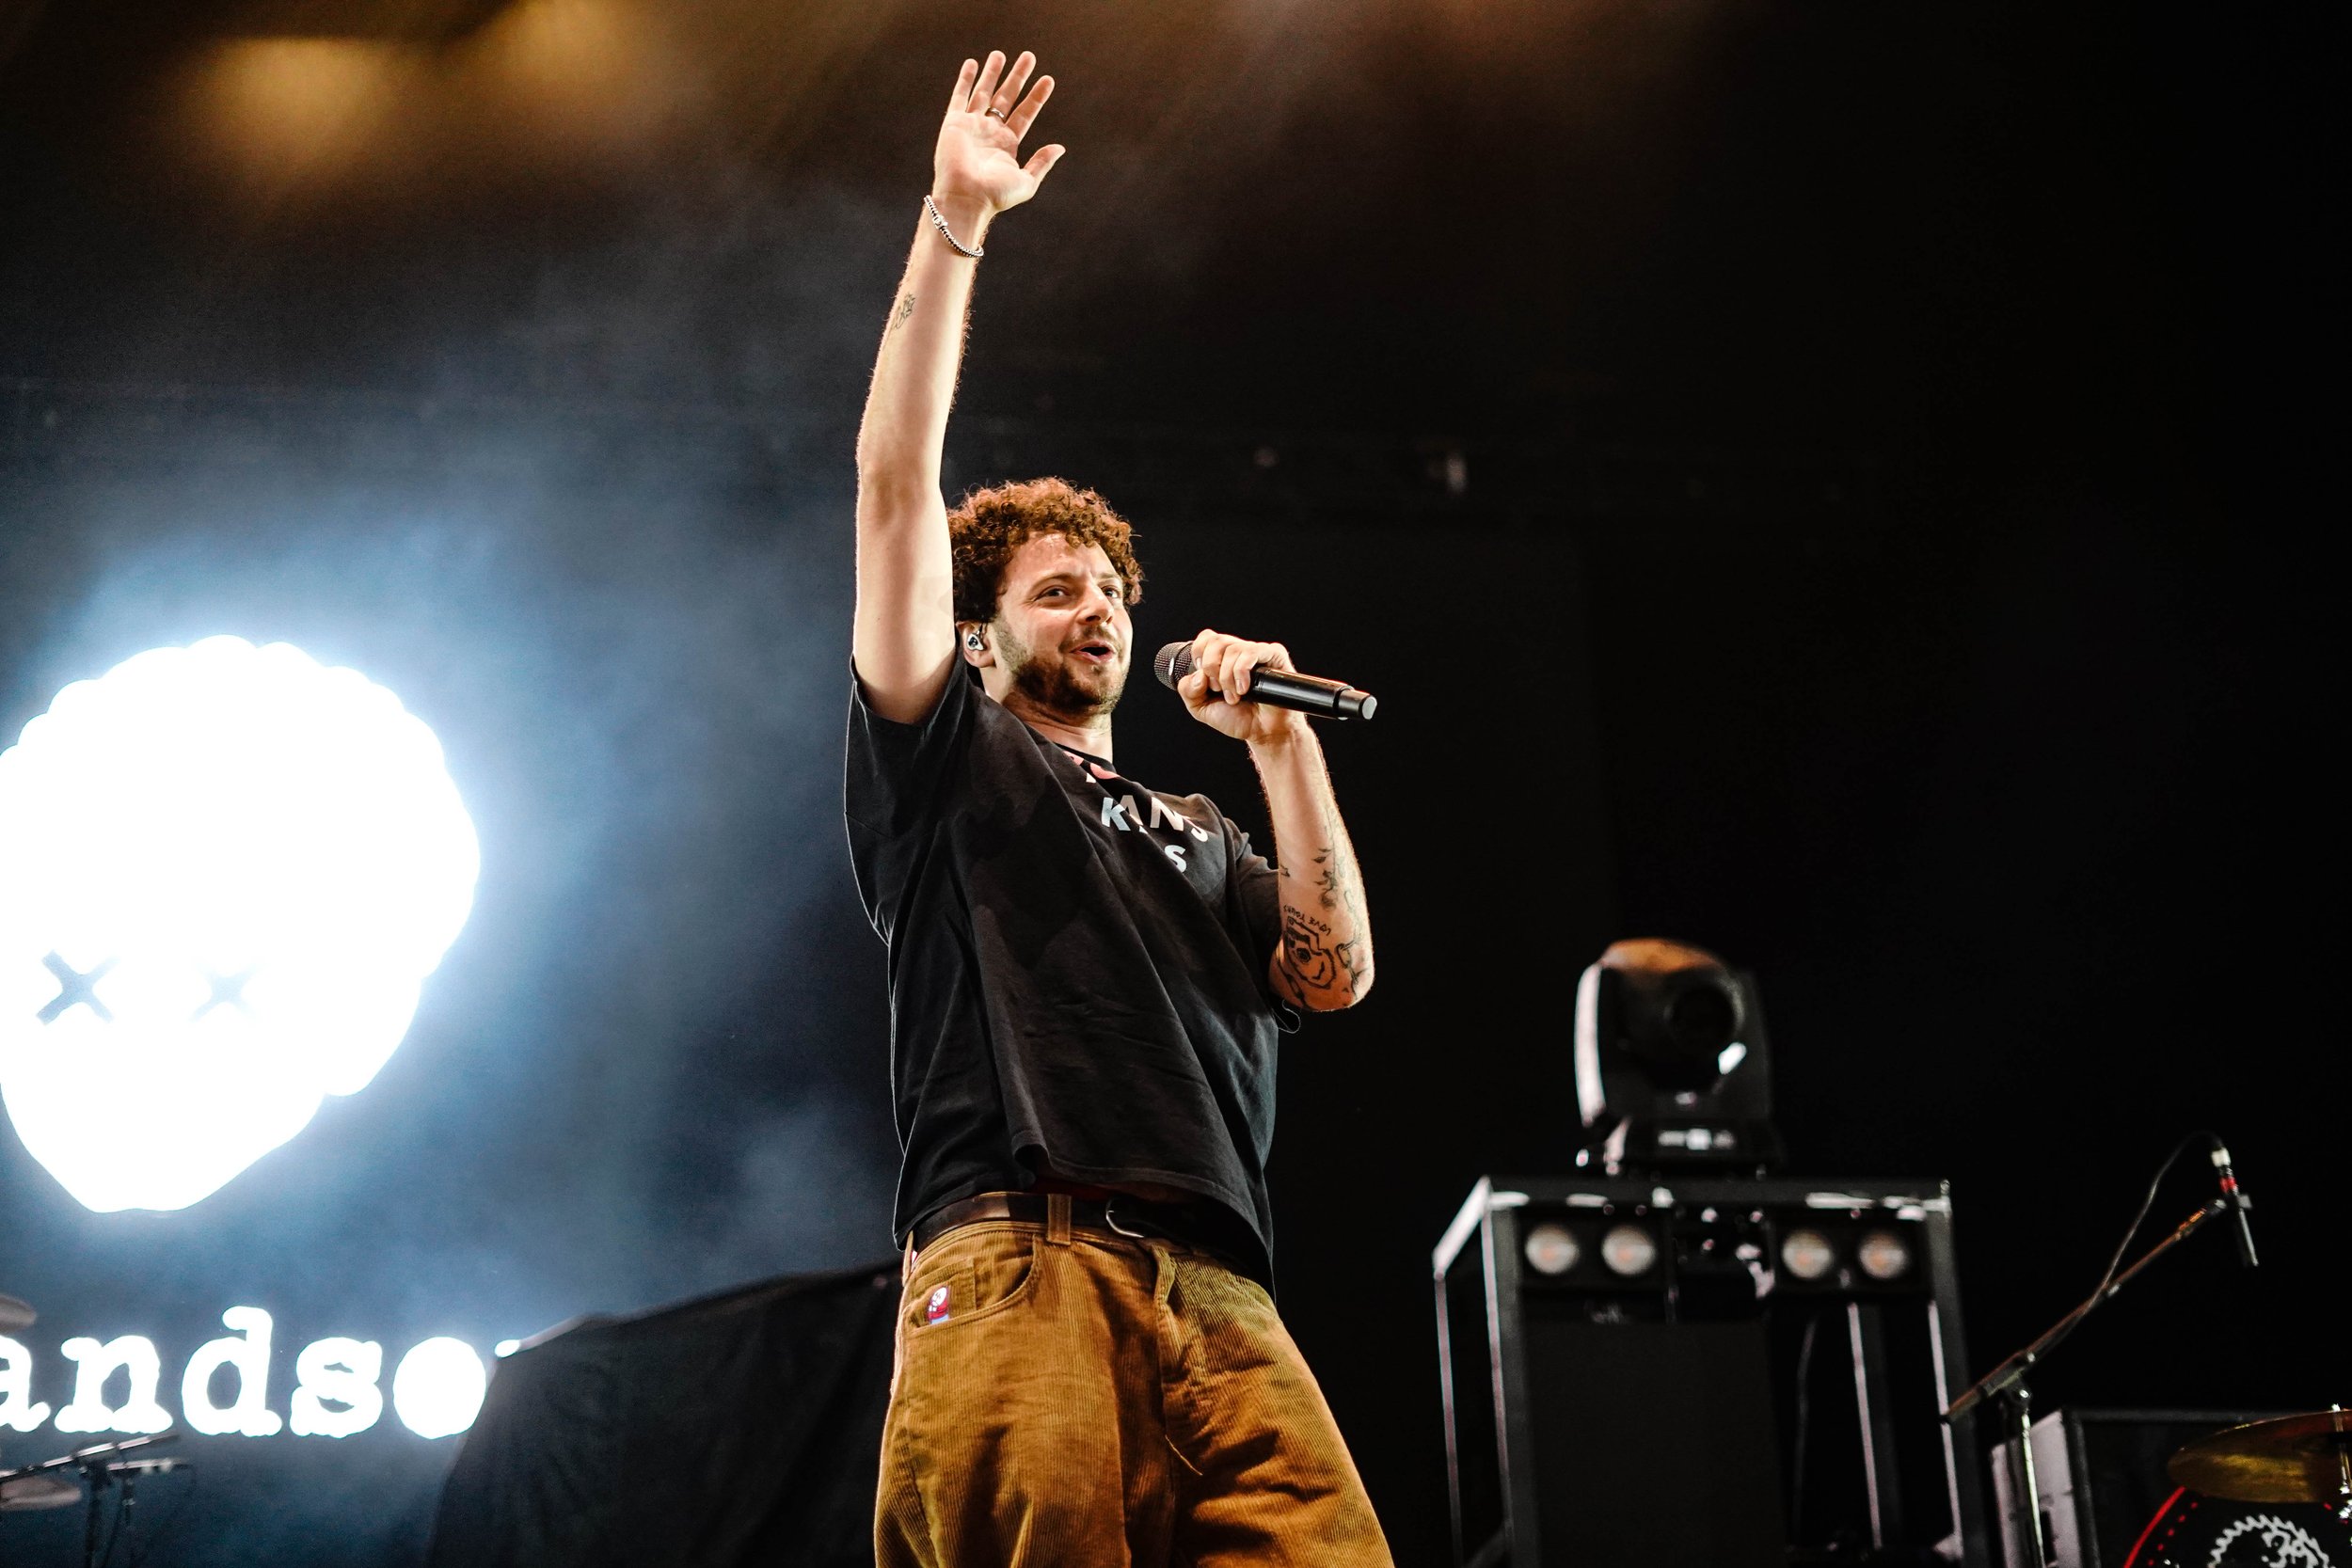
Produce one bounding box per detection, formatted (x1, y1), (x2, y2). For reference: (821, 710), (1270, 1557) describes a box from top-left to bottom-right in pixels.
(932, 51), (1064, 227)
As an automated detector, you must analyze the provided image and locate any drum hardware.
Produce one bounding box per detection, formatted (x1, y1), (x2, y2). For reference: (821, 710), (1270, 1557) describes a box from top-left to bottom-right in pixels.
(1946, 1132), (2257, 1568)
(2119, 1477), (2351, 1567)
(1, 1472), (80, 1513)
(0, 1432), (188, 1568)
(2167, 1405), (2352, 1507)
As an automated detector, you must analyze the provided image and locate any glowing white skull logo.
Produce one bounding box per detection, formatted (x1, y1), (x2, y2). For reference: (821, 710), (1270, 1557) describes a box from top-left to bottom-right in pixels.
(0, 637), (478, 1212)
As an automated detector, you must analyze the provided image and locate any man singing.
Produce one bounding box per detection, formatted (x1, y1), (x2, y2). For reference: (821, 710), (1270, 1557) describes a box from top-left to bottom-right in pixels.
(845, 47), (1393, 1568)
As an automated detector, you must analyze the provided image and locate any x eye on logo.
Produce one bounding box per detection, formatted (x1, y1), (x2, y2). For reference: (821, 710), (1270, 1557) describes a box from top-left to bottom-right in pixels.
(37, 952), (117, 1024)
(193, 965), (257, 1022)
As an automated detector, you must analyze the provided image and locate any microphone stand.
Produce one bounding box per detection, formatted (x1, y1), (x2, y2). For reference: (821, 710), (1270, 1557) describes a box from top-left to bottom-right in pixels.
(0, 1433), (183, 1568)
(80, 1456), (185, 1568)
(1945, 1198), (2227, 1568)
(82, 1458), (109, 1568)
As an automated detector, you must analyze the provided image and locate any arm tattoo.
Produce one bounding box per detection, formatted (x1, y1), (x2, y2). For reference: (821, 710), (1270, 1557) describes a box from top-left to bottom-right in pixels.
(886, 293), (916, 334)
(1280, 907), (1343, 992)
(1276, 901), (1368, 1001)
(1296, 807), (1371, 988)
(1271, 779), (1373, 1004)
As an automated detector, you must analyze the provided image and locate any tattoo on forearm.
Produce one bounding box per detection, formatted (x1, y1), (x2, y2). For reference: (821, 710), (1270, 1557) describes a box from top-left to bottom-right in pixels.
(1281, 907), (1343, 992)
(1278, 902), (1370, 1000)
(887, 293), (916, 334)
(1271, 776), (1373, 1002)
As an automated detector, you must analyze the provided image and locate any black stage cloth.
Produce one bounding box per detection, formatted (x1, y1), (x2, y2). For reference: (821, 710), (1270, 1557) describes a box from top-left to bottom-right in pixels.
(426, 1262), (898, 1568)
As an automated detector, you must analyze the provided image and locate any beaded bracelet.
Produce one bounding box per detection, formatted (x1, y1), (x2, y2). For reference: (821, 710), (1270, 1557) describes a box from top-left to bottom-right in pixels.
(923, 195), (984, 260)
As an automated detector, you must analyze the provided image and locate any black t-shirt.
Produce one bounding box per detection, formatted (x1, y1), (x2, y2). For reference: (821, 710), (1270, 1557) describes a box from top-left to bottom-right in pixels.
(844, 665), (1287, 1286)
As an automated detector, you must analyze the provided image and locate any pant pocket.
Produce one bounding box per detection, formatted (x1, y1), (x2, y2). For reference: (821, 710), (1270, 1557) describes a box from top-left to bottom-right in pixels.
(903, 1227), (1041, 1336)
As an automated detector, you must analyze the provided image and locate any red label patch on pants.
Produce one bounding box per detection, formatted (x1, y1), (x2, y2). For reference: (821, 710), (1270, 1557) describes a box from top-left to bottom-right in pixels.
(924, 1284), (951, 1323)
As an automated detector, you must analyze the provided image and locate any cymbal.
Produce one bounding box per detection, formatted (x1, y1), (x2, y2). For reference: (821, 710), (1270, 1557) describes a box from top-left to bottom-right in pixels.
(2169, 1408), (2352, 1504)
(0, 1473), (78, 1513)
(0, 1292), (33, 1334)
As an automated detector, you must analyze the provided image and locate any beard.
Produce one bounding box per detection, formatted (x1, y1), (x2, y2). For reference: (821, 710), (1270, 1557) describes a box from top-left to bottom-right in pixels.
(1002, 627), (1126, 720)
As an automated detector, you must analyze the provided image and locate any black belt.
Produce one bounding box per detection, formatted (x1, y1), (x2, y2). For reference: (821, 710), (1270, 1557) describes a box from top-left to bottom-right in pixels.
(911, 1191), (1218, 1257)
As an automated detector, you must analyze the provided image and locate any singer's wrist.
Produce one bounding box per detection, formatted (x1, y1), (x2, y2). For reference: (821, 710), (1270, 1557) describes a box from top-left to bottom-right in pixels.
(1246, 713), (1315, 753)
(927, 190), (995, 243)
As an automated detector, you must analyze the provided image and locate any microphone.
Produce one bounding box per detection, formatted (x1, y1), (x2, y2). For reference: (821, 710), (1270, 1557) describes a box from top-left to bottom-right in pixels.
(1154, 642), (1377, 721)
(2209, 1140), (2258, 1269)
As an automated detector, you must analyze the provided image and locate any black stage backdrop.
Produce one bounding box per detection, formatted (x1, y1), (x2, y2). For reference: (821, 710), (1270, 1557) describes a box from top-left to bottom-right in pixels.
(426, 1265), (897, 1567)
(0, 0), (2335, 1561)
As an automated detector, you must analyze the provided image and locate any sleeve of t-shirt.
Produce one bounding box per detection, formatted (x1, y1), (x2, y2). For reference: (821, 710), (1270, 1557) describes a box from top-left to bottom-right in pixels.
(844, 661), (977, 838)
(1225, 818), (1285, 982)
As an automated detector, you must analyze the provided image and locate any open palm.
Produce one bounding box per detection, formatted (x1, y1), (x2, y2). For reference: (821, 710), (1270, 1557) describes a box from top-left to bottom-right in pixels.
(933, 51), (1064, 217)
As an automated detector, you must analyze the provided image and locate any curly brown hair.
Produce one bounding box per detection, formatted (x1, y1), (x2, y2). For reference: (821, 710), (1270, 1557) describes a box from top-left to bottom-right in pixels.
(949, 478), (1144, 626)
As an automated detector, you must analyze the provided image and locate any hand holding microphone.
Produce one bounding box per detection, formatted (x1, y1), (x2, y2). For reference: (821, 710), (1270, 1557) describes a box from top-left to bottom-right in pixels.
(1154, 631), (1376, 740)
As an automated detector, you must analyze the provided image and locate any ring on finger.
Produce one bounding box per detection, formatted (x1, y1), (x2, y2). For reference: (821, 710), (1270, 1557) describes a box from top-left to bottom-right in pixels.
(985, 107), (1009, 122)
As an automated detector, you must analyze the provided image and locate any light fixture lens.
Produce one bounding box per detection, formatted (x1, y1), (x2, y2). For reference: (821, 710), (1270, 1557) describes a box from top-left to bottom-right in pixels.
(1524, 1223), (1581, 1276)
(1780, 1227), (1837, 1281)
(1599, 1223), (1658, 1277)
(1857, 1228), (1913, 1281)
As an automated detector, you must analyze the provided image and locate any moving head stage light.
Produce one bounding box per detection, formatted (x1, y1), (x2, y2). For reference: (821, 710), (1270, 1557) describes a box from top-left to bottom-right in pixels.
(1575, 939), (1781, 1175)
(1441, 939), (1991, 1566)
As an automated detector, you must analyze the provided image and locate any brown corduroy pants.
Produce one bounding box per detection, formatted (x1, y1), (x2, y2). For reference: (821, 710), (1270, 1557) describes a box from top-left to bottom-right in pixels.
(875, 1195), (1396, 1568)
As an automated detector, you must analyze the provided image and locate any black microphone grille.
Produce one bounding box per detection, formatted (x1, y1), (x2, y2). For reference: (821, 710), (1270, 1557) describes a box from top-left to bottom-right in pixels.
(1153, 641), (1196, 689)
